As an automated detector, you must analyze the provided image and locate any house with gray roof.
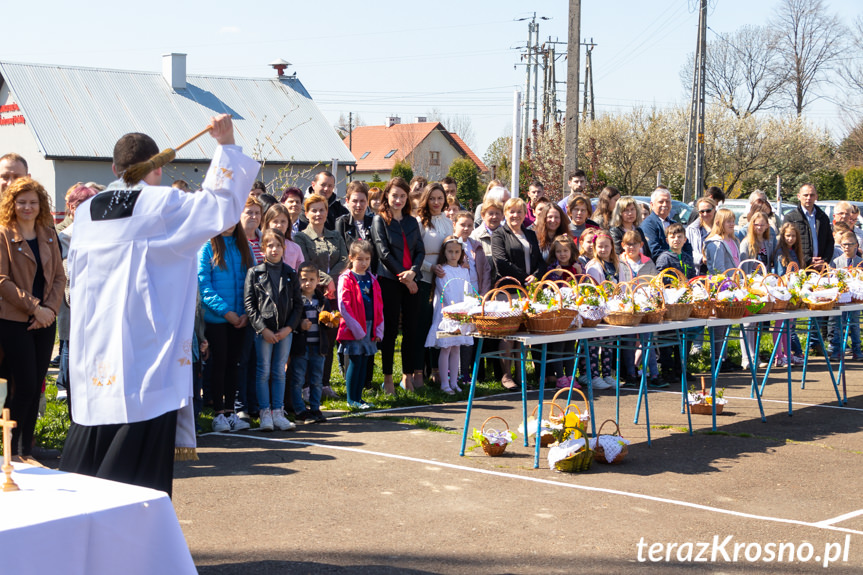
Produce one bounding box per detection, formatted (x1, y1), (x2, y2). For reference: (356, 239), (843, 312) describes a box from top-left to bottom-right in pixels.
(0, 54), (354, 215)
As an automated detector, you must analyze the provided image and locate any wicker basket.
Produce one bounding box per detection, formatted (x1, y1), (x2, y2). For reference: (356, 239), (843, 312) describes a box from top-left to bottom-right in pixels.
(573, 278), (606, 327)
(530, 402), (565, 447)
(688, 276), (713, 318)
(551, 387), (590, 435)
(471, 287), (525, 337)
(690, 402), (724, 415)
(604, 311), (644, 326)
(525, 280), (578, 334)
(664, 303), (694, 321)
(552, 428), (594, 472)
(604, 281), (644, 326)
(712, 270), (749, 319)
(479, 416), (511, 457)
(756, 300), (775, 314)
(807, 299), (836, 311)
(593, 419), (629, 464)
(632, 279), (666, 324)
(714, 301), (748, 319)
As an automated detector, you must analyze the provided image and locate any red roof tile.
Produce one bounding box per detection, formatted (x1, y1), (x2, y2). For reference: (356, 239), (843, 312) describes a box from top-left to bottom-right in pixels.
(345, 122), (487, 174)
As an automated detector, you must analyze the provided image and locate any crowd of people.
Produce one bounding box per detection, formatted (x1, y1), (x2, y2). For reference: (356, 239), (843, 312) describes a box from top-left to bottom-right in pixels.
(2, 137), (861, 475)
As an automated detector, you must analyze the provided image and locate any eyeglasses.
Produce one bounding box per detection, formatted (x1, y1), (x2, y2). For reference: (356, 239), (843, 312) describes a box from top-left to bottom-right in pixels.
(699, 209), (714, 214)
(841, 243), (858, 248)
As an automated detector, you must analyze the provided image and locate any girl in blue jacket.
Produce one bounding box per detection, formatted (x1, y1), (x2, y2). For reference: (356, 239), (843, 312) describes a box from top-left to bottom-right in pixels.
(198, 224), (255, 433)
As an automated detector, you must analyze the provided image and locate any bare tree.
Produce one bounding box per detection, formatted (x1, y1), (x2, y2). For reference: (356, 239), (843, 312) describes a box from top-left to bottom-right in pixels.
(681, 25), (787, 118)
(839, 15), (863, 93)
(426, 108), (477, 148)
(771, 0), (845, 116)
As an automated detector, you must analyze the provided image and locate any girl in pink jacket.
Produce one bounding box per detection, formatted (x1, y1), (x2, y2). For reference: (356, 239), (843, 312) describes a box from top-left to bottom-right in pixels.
(337, 240), (384, 409)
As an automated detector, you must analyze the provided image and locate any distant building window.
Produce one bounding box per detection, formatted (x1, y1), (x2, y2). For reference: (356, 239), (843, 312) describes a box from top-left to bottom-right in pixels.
(430, 151), (440, 166)
(384, 149), (397, 159)
(360, 151), (370, 159)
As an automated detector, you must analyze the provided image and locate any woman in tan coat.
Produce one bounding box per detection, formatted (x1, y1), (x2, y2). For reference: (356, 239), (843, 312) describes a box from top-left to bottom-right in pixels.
(0, 177), (65, 464)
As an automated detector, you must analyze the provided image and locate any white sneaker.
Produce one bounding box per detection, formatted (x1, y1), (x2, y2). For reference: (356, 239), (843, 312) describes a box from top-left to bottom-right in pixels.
(603, 375), (616, 387)
(236, 410), (251, 422)
(689, 346), (702, 357)
(272, 408), (296, 431)
(212, 413), (230, 433)
(592, 376), (611, 390)
(227, 413), (250, 431)
(259, 408), (274, 432)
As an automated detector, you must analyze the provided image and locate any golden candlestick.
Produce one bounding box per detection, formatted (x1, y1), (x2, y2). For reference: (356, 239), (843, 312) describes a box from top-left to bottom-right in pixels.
(1, 407), (20, 492)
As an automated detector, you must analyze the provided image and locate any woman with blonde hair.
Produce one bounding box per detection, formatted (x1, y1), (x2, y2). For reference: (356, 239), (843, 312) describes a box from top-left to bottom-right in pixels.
(703, 208), (742, 371)
(0, 177), (65, 463)
(609, 196), (649, 257)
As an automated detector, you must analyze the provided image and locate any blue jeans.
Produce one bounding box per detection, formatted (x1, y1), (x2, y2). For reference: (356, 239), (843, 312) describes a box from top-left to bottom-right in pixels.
(57, 339), (69, 390)
(831, 311), (862, 355)
(255, 332), (293, 411)
(346, 354), (368, 404)
(290, 345), (325, 413)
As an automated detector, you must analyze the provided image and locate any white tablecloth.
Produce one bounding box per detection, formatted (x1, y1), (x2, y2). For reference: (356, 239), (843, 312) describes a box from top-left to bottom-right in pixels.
(0, 463), (196, 575)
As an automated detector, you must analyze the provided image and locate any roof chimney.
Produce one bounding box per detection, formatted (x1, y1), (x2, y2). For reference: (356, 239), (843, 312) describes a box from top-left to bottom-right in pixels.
(414, 116), (427, 123)
(162, 53), (187, 91)
(269, 58), (292, 78)
(386, 116), (401, 128)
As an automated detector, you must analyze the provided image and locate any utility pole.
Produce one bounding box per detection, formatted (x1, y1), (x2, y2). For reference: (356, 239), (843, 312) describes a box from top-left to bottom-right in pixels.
(348, 112), (353, 151)
(511, 91), (523, 195)
(564, 0), (581, 186)
(517, 13), (548, 157)
(683, 0), (707, 204)
(522, 21), (532, 157)
(581, 39), (596, 122)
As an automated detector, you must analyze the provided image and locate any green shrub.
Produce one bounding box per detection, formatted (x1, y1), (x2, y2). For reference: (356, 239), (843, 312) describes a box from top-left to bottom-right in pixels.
(447, 158), (480, 208)
(391, 160), (413, 183)
(846, 167), (863, 202)
(811, 168), (846, 200)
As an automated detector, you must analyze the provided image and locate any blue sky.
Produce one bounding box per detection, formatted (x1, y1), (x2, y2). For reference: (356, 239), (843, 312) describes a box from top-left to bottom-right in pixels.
(2, 0), (860, 157)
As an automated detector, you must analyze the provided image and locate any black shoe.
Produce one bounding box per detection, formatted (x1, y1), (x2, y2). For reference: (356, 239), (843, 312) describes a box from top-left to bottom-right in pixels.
(49, 355), (60, 368)
(647, 377), (669, 389)
(295, 410), (311, 424)
(31, 445), (61, 460)
(719, 361), (741, 373)
(311, 410), (327, 424)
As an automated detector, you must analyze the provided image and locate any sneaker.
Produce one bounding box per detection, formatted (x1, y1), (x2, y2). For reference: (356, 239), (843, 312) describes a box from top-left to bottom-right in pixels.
(321, 386), (338, 399)
(853, 353), (863, 362)
(212, 413), (230, 433)
(758, 361), (769, 369)
(236, 410), (251, 423)
(359, 402), (375, 410)
(689, 345), (702, 357)
(577, 374), (592, 387)
(295, 410), (311, 424)
(790, 355), (805, 366)
(259, 408), (274, 432)
(272, 408), (296, 431)
(555, 376), (571, 389)
(775, 356), (788, 368)
(647, 377), (669, 389)
(591, 376), (611, 390)
(603, 375), (617, 387)
(227, 413), (251, 431)
(311, 410), (328, 424)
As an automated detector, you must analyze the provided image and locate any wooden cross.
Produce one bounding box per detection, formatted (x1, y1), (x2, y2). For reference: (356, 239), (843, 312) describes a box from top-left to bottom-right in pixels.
(1, 407), (20, 492)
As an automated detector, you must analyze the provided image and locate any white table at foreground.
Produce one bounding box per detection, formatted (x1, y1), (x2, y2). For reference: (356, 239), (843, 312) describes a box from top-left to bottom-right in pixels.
(0, 462), (196, 575)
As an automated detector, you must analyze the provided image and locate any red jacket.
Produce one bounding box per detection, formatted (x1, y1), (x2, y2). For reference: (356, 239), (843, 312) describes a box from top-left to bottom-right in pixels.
(336, 270), (384, 342)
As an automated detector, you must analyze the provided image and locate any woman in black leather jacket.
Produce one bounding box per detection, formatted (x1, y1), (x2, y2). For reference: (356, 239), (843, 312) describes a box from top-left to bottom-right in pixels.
(370, 177), (425, 394)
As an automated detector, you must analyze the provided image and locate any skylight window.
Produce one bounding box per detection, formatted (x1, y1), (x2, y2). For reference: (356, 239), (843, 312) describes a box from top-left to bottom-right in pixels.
(360, 151), (370, 159)
(384, 149), (397, 158)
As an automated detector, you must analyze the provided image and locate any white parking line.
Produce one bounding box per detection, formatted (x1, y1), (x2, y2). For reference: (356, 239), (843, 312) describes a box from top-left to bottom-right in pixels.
(209, 431), (863, 537)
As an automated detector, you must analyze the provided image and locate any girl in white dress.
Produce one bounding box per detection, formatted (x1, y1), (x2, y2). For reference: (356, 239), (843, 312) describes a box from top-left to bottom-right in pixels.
(425, 236), (474, 394)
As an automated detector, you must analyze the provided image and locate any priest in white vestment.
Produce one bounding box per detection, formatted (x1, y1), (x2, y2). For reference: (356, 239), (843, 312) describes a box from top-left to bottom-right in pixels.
(60, 115), (260, 496)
